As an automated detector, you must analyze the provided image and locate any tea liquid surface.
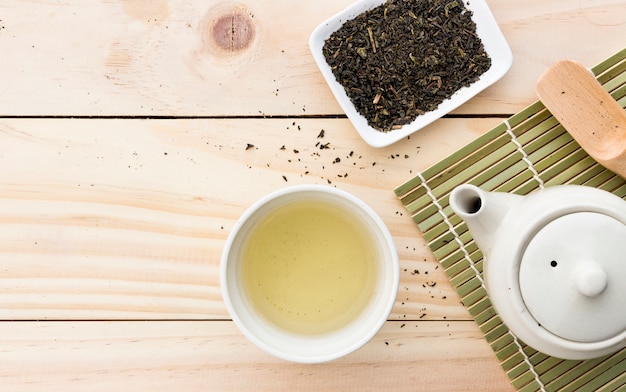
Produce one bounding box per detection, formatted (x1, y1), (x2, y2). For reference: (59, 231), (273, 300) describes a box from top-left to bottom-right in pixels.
(241, 200), (377, 335)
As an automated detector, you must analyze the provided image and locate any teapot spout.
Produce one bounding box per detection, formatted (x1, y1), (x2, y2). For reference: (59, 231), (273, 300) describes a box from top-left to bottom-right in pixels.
(449, 184), (523, 257)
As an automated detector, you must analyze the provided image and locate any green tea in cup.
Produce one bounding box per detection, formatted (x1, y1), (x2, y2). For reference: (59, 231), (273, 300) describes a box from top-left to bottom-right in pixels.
(221, 185), (399, 363)
(241, 198), (378, 335)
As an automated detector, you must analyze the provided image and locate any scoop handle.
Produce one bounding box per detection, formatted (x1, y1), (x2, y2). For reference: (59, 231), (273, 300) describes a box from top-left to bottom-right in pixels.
(536, 60), (626, 179)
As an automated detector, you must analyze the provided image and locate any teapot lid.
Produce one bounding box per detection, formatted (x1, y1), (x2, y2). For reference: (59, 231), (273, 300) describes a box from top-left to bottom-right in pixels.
(519, 212), (626, 343)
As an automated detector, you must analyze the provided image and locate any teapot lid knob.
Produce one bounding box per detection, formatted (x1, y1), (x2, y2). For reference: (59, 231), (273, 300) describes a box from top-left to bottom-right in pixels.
(575, 264), (608, 298)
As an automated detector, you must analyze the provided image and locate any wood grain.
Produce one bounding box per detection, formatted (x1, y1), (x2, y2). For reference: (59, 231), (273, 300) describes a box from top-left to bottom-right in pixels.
(0, 0), (624, 116)
(0, 320), (515, 391)
(0, 117), (496, 320)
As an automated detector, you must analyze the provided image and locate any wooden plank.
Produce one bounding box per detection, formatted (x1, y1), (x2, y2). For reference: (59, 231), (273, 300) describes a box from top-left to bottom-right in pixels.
(0, 0), (624, 116)
(0, 117), (496, 320)
(0, 320), (515, 392)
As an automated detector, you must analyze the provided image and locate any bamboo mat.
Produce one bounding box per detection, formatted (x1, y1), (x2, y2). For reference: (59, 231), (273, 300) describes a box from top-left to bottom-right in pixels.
(395, 48), (626, 392)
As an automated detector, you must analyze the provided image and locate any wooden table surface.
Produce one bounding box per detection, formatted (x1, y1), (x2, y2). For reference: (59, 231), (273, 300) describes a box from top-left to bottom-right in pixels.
(1, 1), (625, 390)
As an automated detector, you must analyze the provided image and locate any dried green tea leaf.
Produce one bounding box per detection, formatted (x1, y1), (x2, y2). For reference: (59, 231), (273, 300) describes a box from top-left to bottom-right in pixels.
(323, 0), (491, 132)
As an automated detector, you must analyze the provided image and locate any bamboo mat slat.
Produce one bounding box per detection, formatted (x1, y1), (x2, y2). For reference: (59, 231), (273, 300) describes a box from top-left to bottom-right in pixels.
(395, 48), (626, 392)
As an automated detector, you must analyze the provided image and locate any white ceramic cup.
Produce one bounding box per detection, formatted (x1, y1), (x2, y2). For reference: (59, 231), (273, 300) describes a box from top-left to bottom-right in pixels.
(220, 184), (399, 363)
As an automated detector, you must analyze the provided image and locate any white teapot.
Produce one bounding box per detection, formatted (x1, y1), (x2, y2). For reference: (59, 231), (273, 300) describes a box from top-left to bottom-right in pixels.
(449, 184), (626, 359)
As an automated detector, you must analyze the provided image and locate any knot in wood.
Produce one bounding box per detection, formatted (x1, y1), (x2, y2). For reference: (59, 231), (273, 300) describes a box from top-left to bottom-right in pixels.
(209, 8), (255, 53)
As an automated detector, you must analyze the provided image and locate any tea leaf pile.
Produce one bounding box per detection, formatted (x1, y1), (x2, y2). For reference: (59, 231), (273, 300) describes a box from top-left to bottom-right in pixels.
(323, 0), (491, 132)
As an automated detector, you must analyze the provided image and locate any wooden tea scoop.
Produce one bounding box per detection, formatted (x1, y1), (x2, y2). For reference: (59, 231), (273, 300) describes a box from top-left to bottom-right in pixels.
(536, 59), (626, 179)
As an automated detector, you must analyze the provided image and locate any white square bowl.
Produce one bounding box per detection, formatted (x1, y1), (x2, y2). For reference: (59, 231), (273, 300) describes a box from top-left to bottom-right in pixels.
(309, 0), (513, 148)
